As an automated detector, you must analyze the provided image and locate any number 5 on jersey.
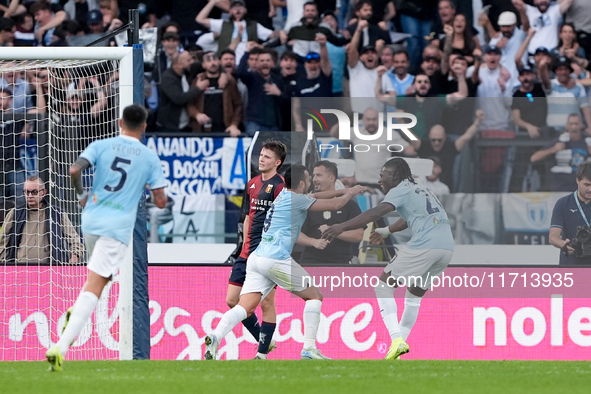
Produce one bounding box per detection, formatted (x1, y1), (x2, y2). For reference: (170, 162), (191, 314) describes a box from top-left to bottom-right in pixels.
(263, 203), (276, 232)
(105, 156), (131, 192)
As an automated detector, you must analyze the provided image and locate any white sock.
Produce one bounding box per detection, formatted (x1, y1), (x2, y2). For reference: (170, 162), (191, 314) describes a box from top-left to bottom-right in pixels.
(303, 299), (322, 350)
(57, 291), (98, 355)
(255, 352), (267, 359)
(213, 305), (247, 340)
(400, 290), (422, 341)
(375, 282), (401, 340)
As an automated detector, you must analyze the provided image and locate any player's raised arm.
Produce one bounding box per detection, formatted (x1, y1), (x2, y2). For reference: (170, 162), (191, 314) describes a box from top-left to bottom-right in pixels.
(308, 185), (365, 212)
(309, 186), (367, 200)
(69, 157), (91, 207)
(195, 0), (221, 30)
(322, 203), (394, 242)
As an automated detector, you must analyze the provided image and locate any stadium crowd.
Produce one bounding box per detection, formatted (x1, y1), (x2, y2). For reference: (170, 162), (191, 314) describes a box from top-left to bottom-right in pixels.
(1, 0), (591, 195)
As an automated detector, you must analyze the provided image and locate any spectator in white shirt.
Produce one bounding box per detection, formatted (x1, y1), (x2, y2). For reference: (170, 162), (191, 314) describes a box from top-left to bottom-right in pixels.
(196, 0), (276, 63)
(474, 46), (513, 131)
(480, 11), (527, 89)
(347, 19), (381, 114)
(513, 0), (574, 54)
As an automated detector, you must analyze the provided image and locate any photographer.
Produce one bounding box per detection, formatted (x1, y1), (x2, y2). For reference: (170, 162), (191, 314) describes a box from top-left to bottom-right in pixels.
(550, 161), (591, 264)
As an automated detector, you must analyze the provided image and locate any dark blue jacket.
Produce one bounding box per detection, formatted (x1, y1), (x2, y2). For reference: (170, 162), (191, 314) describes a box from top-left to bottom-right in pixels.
(236, 52), (289, 129)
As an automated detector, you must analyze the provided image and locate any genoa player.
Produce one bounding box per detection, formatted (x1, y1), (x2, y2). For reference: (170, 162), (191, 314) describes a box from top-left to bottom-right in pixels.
(227, 140), (286, 358)
(322, 158), (454, 360)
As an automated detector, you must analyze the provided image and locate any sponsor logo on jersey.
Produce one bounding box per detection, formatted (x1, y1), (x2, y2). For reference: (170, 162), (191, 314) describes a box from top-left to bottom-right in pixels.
(93, 195), (125, 211)
(433, 217), (450, 226)
(261, 235), (275, 242)
(250, 184), (256, 189)
(251, 198), (273, 209)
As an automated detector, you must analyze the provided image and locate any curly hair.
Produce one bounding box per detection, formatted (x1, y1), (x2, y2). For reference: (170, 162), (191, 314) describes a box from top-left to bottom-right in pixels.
(383, 158), (416, 186)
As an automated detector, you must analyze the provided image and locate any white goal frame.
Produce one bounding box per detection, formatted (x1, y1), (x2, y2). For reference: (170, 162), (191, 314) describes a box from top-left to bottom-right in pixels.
(1, 47), (135, 360)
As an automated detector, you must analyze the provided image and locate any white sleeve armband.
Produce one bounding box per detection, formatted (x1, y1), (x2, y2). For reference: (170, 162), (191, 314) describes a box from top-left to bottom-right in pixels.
(374, 227), (392, 238)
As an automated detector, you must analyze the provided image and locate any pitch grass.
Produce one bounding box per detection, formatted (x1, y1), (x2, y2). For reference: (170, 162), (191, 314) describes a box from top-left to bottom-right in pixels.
(1, 360), (590, 394)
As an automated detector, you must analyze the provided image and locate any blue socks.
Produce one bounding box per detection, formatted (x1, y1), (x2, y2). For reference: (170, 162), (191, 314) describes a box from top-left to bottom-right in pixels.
(242, 312), (261, 341)
(258, 321), (276, 354)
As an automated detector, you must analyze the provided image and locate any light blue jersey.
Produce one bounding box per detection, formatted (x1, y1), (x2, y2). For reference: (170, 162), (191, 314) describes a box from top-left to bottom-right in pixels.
(256, 189), (316, 260)
(387, 72), (415, 97)
(80, 135), (166, 245)
(382, 179), (454, 251)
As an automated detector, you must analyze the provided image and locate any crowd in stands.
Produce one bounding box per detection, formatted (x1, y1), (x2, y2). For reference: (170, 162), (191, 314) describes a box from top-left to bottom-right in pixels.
(1, 0), (591, 195)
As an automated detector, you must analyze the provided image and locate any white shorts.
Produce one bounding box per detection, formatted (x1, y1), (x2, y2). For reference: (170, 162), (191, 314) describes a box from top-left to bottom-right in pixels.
(384, 248), (454, 290)
(85, 234), (128, 279)
(241, 253), (311, 300)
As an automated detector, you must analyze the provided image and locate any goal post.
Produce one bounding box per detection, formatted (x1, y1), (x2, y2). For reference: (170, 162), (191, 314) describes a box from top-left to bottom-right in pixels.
(0, 46), (143, 361)
(129, 44), (151, 361)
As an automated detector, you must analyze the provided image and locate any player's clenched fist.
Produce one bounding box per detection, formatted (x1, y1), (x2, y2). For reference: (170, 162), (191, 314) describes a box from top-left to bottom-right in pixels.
(321, 223), (345, 242)
(370, 227), (391, 244)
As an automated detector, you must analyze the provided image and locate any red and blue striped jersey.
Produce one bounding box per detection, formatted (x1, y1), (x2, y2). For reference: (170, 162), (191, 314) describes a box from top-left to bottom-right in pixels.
(239, 173), (285, 259)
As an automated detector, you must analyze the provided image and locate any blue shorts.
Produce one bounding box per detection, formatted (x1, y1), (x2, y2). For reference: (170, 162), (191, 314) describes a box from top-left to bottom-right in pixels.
(228, 256), (247, 286)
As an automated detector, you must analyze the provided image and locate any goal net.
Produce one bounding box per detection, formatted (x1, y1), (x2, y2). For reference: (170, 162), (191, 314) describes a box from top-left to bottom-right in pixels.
(0, 47), (135, 361)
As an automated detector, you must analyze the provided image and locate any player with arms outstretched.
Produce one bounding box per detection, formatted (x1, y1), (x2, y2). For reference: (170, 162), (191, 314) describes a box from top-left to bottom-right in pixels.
(205, 164), (365, 360)
(322, 158), (454, 360)
(227, 140), (286, 359)
(45, 104), (167, 371)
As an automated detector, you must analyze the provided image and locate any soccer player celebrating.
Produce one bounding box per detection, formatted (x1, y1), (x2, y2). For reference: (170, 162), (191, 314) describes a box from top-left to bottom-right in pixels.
(228, 140), (286, 359)
(45, 104), (167, 371)
(322, 158), (454, 360)
(205, 165), (365, 360)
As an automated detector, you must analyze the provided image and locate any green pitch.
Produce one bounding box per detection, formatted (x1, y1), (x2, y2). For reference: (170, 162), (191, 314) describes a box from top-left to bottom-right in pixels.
(1, 360), (590, 394)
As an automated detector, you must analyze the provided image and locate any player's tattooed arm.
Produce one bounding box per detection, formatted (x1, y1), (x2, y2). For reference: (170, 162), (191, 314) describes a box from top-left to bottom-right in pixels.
(150, 188), (168, 209)
(69, 158), (91, 197)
